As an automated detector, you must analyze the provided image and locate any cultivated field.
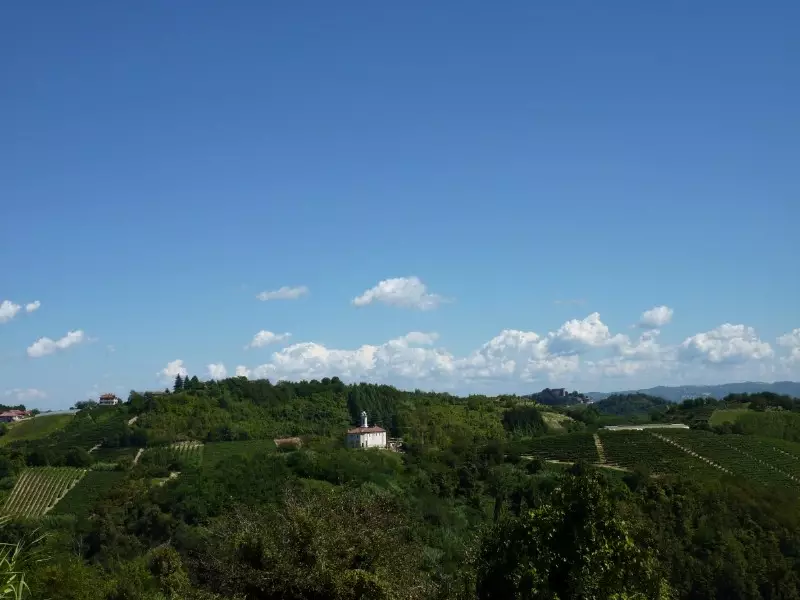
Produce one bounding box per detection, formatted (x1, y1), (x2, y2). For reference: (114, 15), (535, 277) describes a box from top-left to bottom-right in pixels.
(513, 432), (599, 462)
(203, 439), (277, 466)
(0, 414), (74, 447)
(526, 429), (800, 489)
(599, 430), (719, 476)
(661, 430), (798, 487)
(170, 440), (204, 466)
(2, 467), (86, 517)
(90, 446), (140, 463)
(50, 471), (126, 516)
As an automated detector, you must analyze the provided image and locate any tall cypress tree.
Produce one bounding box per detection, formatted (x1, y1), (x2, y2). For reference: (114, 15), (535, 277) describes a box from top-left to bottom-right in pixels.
(173, 374), (183, 392)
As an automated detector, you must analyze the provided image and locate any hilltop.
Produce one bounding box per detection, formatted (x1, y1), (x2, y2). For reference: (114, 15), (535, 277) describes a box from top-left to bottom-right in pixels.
(587, 380), (800, 402)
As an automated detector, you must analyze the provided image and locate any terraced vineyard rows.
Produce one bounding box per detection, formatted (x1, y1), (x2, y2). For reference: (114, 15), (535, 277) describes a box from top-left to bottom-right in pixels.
(2, 468), (86, 517)
(170, 441), (204, 466)
(512, 433), (598, 462)
(599, 431), (719, 476)
(662, 430), (797, 487)
(50, 471), (126, 516)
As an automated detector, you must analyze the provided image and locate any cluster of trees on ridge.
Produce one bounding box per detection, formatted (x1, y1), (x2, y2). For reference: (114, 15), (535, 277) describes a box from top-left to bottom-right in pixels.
(0, 376), (799, 598)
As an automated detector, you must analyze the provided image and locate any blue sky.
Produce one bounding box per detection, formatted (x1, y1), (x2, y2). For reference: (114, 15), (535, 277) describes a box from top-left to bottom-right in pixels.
(1, 1), (798, 409)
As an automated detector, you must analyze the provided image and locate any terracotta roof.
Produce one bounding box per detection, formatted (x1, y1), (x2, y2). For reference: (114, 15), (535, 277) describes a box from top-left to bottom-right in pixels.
(99, 393), (117, 400)
(346, 426), (386, 434)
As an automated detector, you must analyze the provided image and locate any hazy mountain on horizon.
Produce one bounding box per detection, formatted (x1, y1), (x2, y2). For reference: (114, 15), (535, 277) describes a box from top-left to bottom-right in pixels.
(586, 381), (800, 403)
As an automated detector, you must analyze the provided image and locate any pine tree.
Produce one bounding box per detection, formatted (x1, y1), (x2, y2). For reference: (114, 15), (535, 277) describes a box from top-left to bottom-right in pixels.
(173, 374), (183, 392)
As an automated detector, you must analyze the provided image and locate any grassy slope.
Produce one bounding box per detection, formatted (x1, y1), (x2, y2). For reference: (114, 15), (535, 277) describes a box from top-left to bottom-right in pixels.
(540, 411), (575, 432)
(709, 408), (751, 426)
(0, 414), (73, 447)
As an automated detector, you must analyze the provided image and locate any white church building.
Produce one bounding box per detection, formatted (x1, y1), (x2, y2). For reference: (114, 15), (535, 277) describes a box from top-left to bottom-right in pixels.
(346, 411), (387, 449)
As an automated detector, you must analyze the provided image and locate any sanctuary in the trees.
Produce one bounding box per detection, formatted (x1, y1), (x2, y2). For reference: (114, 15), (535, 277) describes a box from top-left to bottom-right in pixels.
(345, 411), (387, 449)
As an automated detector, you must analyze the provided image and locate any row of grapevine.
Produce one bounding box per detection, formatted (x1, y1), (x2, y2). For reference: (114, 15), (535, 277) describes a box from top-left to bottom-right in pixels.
(717, 436), (800, 482)
(2, 468), (86, 518)
(50, 471), (126, 516)
(662, 430), (797, 488)
(91, 446), (139, 463)
(599, 431), (719, 477)
(203, 440), (277, 467)
(170, 440), (204, 466)
(511, 433), (599, 462)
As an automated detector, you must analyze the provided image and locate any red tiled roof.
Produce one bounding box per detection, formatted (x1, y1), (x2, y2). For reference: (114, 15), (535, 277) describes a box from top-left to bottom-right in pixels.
(99, 393), (117, 400)
(346, 426), (386, 434)
(0, 410), (27, 418)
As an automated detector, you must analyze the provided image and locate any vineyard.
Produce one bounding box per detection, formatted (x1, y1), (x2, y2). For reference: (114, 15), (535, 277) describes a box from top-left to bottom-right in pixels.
(203, 439), (277, 466)
(9, 405), (132, 455)
(721, 436), (800, 481)
(2, 467), (86, 518)
(170, 440), (204, 466)
(512, 432), (599, 462)
(91, 446), (140, 463)
(660, 430), (798, 488)
(599, 431), (719, 476)
(50, 471), (127, 516)
(519, 429), (800, 489)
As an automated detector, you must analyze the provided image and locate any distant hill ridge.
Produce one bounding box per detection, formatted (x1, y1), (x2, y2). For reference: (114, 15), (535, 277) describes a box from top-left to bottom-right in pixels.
(587, 381), (800, 403)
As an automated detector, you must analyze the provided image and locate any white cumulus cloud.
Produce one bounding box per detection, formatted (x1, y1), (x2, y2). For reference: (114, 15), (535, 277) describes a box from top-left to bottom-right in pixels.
(546, 312), (625, 354)
(639, 305), (673, 328)
(206, 363), (228, 380)
(27, 330), (87, 358)
(679, 324), (773, 364)
(25, 301), (41, 314)
(3, 388), (47, 402)
(777, 329), (800, 368)
(0, 300), (22, 324)
(400, 331), (440, 345)
(246, 330), (292, 349)
(777, 328), (800, 348)
(158, 359), (188, 381)
(188, 308), (798, 392)
(256, 286), (309, 301)
(352, 276), (447, 310)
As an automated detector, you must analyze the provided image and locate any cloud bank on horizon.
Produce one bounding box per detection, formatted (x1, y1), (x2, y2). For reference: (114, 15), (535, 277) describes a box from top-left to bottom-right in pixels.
(4, 276), (800, 404)
(178, 276), (797, 392)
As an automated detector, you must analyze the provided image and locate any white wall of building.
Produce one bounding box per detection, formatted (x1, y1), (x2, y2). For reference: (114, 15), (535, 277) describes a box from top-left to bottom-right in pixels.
(346, 431), (387, 449)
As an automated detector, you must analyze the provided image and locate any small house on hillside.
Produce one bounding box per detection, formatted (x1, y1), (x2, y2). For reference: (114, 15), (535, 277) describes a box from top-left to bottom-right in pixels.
(0, 409), (31, 423)
(346, 411), (387, 449)
(98, 393), (120, 406)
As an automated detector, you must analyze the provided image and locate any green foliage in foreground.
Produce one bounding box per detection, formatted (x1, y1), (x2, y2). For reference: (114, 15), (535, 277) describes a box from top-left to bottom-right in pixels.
(1, 377), (800, 599)
(478, 472), (670, 599)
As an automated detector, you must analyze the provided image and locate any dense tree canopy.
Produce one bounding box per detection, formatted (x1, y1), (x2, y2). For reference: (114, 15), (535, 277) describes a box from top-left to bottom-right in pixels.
(0, 377), (799, 599)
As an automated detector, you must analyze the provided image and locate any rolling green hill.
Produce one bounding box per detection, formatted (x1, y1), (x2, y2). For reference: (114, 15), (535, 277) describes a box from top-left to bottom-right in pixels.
(0, 413), (74, 447)
(2, 376), (800, 599)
